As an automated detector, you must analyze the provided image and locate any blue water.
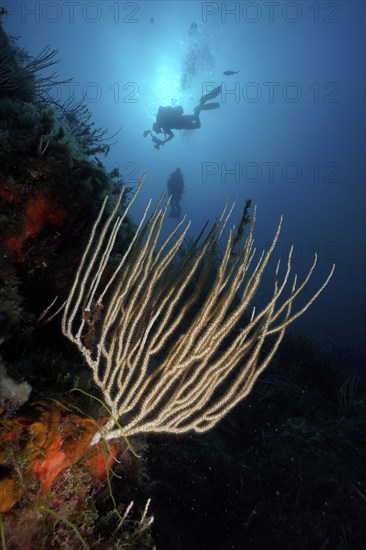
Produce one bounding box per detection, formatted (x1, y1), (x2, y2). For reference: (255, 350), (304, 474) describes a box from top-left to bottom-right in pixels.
(4, 0), (365, 359)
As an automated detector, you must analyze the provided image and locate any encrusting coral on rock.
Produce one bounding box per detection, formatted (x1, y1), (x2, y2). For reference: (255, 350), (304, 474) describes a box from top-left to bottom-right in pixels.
(0, 16), (152, 549)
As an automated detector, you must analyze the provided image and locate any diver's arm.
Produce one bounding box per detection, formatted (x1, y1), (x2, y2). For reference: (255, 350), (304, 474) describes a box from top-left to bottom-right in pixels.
(162, 129), (174, 143)
(153, 130), (174, 149)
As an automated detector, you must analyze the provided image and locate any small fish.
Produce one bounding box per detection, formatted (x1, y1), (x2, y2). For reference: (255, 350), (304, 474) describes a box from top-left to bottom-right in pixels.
(223, 70), (239, 75)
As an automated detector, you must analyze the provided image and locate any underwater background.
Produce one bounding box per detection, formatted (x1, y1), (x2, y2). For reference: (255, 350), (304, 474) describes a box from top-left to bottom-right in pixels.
(4, 0), (365, 358)
(0, 1), (365, 549)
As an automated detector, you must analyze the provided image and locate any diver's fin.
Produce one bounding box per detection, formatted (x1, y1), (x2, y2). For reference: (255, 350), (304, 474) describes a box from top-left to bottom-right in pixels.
(199, 85), (222, 104)
(199, 102), (220, 110)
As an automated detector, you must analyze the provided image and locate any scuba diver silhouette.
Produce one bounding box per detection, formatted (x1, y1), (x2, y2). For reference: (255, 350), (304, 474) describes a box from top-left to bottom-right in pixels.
(143, 85), (222, 149)
(166, 167), (184, 219)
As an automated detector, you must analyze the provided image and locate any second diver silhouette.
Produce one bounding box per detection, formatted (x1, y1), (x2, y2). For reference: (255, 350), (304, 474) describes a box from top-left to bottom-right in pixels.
(166, 167), (184, 219)
(143, 85), (222, 149)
